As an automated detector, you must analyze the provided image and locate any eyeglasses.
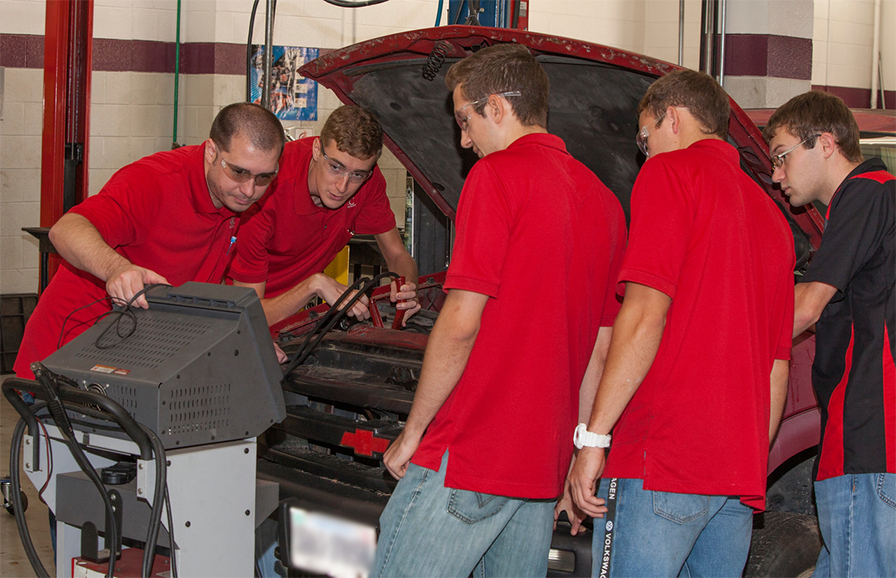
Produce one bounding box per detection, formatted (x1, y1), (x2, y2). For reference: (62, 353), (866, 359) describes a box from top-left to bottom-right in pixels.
(454, 91), (522, 131)
(321, 151), (373, 183)
(636, 113), (666, 157)
(771, 135), (820, 170)
(219, 158), (278, 186)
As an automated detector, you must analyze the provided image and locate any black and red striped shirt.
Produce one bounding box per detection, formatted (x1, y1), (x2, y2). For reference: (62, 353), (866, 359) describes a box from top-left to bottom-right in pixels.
(802, 158), (895, 481)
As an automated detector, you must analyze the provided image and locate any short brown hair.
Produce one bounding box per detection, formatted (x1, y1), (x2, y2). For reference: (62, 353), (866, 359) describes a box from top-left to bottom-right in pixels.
(762, 91), (862, 163)
(209, 102), (285, 155)
(637, 69), (730, 139)
(320, 105), (384, 160)
(445, 43), (549, 128)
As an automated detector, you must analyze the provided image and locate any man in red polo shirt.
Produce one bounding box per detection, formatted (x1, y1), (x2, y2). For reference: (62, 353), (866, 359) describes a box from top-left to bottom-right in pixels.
(568, 70), (795, 577)
(14, 102), (284, 380)
(372, 44), (625, 577)
(228, 105), (418, 326)
(765, 91), (895, 578)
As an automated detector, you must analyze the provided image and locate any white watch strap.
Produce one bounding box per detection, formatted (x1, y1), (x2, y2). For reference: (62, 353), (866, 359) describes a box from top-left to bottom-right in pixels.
(574, 423), (611, 449)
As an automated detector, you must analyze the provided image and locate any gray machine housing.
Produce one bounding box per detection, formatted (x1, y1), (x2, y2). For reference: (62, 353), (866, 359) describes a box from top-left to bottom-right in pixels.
(41, 282), (286, 449)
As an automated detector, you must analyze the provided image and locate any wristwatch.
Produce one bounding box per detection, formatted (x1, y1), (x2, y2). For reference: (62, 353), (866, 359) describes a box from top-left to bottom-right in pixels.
(574, 423), (611, 449)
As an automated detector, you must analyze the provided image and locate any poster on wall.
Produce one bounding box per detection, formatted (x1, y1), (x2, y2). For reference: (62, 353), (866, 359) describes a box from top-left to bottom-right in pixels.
(250, 46), (319, 121)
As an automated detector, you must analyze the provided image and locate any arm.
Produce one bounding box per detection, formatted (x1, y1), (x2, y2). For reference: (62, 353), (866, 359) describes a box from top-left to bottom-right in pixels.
(793, 282), (837, 337)
(768, 358), (789, 445)
(568, 283), (671, 517)
(49, 213), (169, 308)
(233, 274), (370, 327)
(556, 325), (614, 534)
(382, 289), (488, 479)
(374, 228), (421, 323)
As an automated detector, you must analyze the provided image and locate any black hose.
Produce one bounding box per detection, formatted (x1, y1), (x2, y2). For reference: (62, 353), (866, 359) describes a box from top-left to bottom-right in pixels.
(282, 272), (399, 376)
(34, 367), (119, 578)
(9, 415), (51, 578)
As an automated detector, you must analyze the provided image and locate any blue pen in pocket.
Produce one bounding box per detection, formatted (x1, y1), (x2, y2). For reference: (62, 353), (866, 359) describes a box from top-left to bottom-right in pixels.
(227, 235), (237, 255)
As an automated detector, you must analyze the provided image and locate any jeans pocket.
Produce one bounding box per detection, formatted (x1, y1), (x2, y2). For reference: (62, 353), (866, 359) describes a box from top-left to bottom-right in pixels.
(652, 491), (708, 524)
(447, 489), (509, 524)
(876, 473), (896, 508)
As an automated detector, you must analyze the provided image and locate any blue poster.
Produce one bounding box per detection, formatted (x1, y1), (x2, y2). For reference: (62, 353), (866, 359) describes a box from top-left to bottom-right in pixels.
(250, 46), (319, 121)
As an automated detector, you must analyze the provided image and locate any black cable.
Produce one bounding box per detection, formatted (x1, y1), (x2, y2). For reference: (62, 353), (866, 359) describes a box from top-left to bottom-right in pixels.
(138, 424), (167, 578)
(34, 367), (119, 578)
(281, 275), (371, 375)
(57, 295), (123, 349)
(9, 414), (51, 578)
(282, 272), (399, 376)
(94, 283), (172, 350)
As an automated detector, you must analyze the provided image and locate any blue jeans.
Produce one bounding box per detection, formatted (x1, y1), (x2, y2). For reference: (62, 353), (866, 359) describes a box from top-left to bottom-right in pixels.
(812, 473), (896, 578)
(592, 478), (752, 578)
(372, 451), (555, 578)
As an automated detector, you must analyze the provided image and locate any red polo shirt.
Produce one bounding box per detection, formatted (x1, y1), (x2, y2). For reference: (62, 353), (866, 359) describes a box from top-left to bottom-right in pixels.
(227, 138), (395, 297)
(411, 133), (626, 499)
(14, 145), (240, 380)
(604, 139), (795, 510)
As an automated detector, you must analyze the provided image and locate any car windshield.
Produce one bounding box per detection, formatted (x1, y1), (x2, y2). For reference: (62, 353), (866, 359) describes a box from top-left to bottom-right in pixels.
(860, 137), (896, 172)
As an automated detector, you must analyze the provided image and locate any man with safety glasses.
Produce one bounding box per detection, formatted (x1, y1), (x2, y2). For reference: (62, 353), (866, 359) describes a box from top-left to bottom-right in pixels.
(568, 70), (795, 577)
(14, 102), (284, 381)
(228, 105), (419, 326)
(764, 91), (895, 578)
(372, 43), (625, 577)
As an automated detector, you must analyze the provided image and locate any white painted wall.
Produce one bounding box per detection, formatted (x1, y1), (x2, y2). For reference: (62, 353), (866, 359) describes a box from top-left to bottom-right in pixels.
(2, 0), (894, 294)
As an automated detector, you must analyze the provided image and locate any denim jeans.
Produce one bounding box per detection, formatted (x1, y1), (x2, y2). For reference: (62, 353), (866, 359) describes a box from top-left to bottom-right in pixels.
(372, 451), (555, 578)
(812, 473), (896, 578)
(592, 478), (752, 578)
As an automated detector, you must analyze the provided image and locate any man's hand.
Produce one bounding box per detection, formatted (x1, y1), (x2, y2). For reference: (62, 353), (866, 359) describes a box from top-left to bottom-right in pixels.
(273, 341), (288, 364)
(390, 279), (421, 326)
(569, 446), (608, 518)
(554, 477), (591, 535)
(106, 264), (169, 309)
(383, 429), (422, 480)
(313, 274), (370, 320)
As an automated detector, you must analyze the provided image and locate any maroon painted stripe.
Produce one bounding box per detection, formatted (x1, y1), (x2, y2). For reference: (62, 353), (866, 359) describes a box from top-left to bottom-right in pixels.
(1, 33), (247, 74)
(0, 34), (44, 68)
(725, 34), (812, 80)
(812, 84), (896, 110)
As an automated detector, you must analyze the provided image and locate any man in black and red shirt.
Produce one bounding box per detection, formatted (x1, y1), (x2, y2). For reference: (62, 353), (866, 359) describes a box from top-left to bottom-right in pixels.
(765, 91), (895, 578)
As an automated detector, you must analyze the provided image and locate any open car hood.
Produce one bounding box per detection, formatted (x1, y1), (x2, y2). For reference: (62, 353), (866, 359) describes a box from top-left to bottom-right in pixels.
(299, 25), (822, 244)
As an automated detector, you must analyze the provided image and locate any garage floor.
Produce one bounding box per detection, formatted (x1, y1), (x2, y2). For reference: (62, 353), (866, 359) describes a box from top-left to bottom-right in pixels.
(1, 375), (55, 578)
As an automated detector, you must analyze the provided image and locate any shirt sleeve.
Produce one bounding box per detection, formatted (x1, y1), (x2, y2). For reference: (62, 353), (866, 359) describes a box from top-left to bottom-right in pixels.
(801, 178), (894, 296)
(618, 157), (694, 299)
(352, 169), (397, 235)
(227, 200), (275, 284)
(444, 163), (514, 298)
(69, 164), (163, 248)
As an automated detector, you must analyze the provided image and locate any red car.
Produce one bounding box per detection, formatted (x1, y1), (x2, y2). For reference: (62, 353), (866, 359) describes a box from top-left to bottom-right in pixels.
(262, 25), (843, 578)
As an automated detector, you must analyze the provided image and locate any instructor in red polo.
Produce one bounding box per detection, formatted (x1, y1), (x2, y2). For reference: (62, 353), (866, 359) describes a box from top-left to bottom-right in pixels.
(228, 105), (419, 326)
(14, 102), (285, 380)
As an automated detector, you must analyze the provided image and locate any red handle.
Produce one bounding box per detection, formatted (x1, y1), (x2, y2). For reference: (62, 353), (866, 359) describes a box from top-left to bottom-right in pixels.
(391, 276), (407, 330)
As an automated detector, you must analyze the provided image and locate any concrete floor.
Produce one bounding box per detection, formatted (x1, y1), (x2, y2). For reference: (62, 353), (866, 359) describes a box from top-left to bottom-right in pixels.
(1, 375), (55, 578)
